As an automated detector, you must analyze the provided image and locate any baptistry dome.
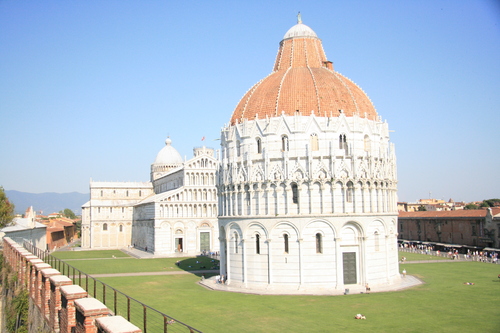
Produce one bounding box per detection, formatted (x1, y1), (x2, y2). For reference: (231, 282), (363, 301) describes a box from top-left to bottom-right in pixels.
(230, 20), (378, 125)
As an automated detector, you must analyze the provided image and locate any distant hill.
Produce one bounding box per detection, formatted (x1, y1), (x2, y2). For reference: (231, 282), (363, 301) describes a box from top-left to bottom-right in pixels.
(6, 190), (89, 216)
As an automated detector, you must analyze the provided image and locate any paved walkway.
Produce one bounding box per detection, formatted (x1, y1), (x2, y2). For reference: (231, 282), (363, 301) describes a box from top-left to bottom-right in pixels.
(199, 275), (422, 296)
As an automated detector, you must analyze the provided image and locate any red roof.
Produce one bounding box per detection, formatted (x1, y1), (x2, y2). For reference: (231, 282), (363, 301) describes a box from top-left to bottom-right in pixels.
(399, 208), (500, 218)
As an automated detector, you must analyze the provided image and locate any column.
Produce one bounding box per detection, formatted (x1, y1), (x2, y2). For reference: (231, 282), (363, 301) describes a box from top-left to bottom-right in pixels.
(276, 186), (283, 215)
(285, 184), (292, 215)
(225, 236), (231, 285)
(218, 237), (226, 276)
(242, 238), (247, 287)
(234, 189), (239, 216)
(320, 184), (325, 214)
(267, 239), (273, 285)
(335, 237), (343, 289)
(385, 235), (391, 283)
(248, 189), (254, 216)
(360, 236), (368, 285)
(298, 238), (304, 287)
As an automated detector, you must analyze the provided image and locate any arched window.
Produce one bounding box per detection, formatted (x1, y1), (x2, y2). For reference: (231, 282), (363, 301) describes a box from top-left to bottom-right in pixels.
(234, 233), (239, 254)
(236, 140), (241, 157)
(374, 231), (380, 251)
(339, 134), (348, 154)
(256, 137), (262, 154)
(364, 134), (370, 152)
(246, 187), (251, 206)
(119, 225), (123, 232)
(281, 135), (289, 152)
(284, 234), (289, 253)
(346, 182), (354, 203)
(103, 223), (108, 231)
(100, 190), (103, 197)
(291, 183), (299, 204)
(316, 233), (323, 253)
(256, 234), (260, 254)
(310, 133), (319, 151)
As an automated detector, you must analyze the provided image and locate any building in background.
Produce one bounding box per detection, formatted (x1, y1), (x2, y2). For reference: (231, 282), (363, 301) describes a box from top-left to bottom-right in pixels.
(218, 17), (399, 292)
(398, 208), (500, 248)
(81, 139), (219, 255)
(398, 198), (465, 212)
(0, 206), (46, 249)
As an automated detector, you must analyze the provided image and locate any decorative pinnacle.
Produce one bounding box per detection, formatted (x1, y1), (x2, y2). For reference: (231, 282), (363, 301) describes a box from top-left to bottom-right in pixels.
(297, 12), (302, 24)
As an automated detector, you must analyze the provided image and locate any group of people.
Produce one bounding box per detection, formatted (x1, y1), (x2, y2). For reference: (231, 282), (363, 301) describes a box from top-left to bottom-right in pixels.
(400, 243), (499, 263)
(215, 274), (226, 284)
(201, 250), (220, 257)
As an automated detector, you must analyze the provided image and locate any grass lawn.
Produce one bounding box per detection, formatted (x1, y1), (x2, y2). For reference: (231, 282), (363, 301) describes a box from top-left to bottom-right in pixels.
(400, 251), (449, 261)
(52, 253), (218, 275)
(52, 249), (131, 260)
(98, 262), (500, 333)
(52, 250), (500, 332)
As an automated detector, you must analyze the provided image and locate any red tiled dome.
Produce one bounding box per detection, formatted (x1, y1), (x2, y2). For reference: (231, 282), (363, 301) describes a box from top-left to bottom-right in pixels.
(230, 22), (378, 125)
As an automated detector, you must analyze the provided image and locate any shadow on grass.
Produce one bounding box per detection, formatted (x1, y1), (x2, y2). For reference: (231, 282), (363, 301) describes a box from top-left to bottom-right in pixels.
(175, 255), (220, 278)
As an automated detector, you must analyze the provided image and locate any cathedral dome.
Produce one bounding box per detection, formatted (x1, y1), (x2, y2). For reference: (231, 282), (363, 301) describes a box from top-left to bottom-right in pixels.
(153, 138), (183, 166)
(230, 19), (378, 125)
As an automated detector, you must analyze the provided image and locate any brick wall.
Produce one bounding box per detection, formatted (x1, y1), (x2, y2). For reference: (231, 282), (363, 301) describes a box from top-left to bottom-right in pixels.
(2, 237), (142, 333)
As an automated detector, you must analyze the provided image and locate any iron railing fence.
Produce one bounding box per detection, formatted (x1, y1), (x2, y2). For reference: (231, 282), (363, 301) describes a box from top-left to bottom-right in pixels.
(23, 241), (202, 333)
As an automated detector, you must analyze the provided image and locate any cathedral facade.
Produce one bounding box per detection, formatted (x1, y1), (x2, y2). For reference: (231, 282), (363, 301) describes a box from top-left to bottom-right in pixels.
(217, 18), (399, 291)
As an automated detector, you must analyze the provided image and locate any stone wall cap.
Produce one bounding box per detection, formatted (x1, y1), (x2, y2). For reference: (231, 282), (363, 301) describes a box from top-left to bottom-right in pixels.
(96, 316), (142, 333)
(25, 255), (38, 260)
(29, 258), (43, 264)
(60, 284), (88, 298)
(49, 275), (72, 284)
(41, 268), (61, 277)
(34, 263), (51, 270)
(75, 297), (110, 315)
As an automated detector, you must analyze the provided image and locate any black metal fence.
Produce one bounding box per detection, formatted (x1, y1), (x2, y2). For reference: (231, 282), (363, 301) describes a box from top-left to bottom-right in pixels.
(24, 241), (202, 333)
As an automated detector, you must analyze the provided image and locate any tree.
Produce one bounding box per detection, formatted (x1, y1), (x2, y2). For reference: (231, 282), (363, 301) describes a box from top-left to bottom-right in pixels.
(464, 203), (479, 210)
(417, 205), (427, 211)
(0, 186), (15, 228)
(483, 199), (500, 207)
(60, 208), (76, 219)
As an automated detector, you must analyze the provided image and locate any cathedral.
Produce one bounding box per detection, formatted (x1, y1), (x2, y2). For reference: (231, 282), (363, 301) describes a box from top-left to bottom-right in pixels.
(81, 139), (220, 255)
(82, 16), (400, 293)
(217, 17), (400, 291)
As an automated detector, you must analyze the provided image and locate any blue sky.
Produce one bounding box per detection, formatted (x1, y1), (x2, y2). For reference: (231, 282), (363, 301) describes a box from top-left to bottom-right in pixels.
(1, 0), (499, 203)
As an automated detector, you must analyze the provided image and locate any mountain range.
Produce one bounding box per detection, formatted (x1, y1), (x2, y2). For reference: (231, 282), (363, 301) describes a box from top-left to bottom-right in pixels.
(6, 190), (89, 216)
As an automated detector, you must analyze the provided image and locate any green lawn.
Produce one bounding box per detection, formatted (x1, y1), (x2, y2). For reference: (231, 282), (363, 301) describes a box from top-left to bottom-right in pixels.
(52, 250), (500, 332)
(52, 253), (218, 275)
(52, 249), (130, 259)
(400, 251), (448, 261)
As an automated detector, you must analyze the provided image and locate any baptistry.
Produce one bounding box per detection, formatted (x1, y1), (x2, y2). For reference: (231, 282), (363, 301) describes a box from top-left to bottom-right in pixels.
(217, 16), (400, 292)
